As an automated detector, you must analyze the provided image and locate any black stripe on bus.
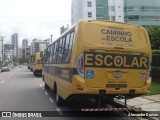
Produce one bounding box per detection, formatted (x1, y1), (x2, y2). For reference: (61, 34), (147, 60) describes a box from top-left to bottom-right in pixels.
(43, 66), (78, 83)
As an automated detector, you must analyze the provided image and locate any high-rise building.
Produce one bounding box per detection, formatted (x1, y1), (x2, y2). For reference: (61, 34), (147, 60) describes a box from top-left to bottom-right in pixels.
(31, 39), (49, 55)
(125, 0), (160, 26)
(25, 47), (31, 59)
(4, 44), (14, 61)
(71, 0), (124, 25)
(71, 0), (96, 25)
(96, 0), (124, 21)
(18, 48), (23, 58)
(11, 33), (18, 57)
(22, 39), (29, 58)
(22, 39), (28, 48)
(71, 0), (160, 26)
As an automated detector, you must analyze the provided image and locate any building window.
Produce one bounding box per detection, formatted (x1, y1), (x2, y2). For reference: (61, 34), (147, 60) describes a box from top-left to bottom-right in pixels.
(111, 6), (115, 11)
(141, 6), (160, 11)
(88, 12), (92, 18)
(111, 16), (115, 21)
(125, 15), (140, 21)
(125, 6), (139, 11)
(87, 1), (92, 7)
(141, 16), (160, 21)
(96, 14), (103, 19)
(96, 3), (103, 8)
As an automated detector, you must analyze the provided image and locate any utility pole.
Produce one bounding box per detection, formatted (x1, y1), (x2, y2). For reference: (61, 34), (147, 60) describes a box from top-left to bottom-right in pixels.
(0, 36), (6, 65)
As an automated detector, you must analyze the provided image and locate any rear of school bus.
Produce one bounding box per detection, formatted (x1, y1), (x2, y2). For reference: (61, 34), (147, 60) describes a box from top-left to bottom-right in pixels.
(33, 52), (43, 76)
(69, 20), (152, 101)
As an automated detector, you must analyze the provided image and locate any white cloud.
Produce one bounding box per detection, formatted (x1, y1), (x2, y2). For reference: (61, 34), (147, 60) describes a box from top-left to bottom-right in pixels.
(0, 0), (72, 46)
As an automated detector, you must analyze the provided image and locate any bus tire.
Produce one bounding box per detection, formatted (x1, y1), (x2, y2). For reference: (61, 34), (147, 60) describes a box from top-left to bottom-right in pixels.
(45, 83), (49, 90)
(55, 85), (64, 106)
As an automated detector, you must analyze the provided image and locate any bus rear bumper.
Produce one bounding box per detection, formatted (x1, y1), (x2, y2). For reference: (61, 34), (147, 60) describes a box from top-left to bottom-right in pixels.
(72, 78), (151, 95)
(35, 70), (42, 74)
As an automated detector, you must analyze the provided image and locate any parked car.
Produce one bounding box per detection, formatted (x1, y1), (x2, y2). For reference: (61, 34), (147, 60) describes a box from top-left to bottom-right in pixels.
(1, 64), (10, 72)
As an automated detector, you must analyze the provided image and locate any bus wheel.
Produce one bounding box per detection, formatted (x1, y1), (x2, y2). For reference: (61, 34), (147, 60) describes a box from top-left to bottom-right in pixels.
(45, 83), (49, 90)
(55, 86), (64, 106)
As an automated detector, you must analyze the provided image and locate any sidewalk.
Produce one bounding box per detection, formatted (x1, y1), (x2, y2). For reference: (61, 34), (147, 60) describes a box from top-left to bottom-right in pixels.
(126, 94), (160, 111)
(117, 94), (160, 111)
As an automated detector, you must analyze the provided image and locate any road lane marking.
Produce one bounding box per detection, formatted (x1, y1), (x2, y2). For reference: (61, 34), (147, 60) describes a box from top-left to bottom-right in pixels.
(56, 108), (63, 116)
(49, 98), (54, 103)
(45, 91), (48, 95)
(1, 81), (5, 84)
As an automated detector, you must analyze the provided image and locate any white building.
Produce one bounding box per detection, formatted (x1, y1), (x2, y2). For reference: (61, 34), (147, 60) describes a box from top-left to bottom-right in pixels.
(108, 0), (124, 22)
(71, 0), (96, 25)
(4, 44), (14, 61)
(71, 0), (124, 25)
(11, 33), (18, 57)
(22, 39), (28, 48)
(31, 39), (49, 55)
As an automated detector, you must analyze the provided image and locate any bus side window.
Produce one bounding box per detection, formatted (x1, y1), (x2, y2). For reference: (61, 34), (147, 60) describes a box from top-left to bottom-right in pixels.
(62, 31), (74, 63)
(46, 47), (51, 63)
(67, 31), (74, 62)
(57, 38), (63, 63)
(53, 41), (59, 63)
(52, 42), (57, 63)
(51, 44), (55, 63)
(49, 45), (53, 63)
(62, 33), (70, 63)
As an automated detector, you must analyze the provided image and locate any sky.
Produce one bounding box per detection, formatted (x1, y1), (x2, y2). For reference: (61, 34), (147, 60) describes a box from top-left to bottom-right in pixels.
(0, 0), (72, 46)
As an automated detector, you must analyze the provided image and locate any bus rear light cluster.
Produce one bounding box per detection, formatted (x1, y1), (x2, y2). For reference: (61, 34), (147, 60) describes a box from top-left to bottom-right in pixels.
(76, 54), (84, 79)
(146, 70), (150, 80)
(146, 60), (151, 80)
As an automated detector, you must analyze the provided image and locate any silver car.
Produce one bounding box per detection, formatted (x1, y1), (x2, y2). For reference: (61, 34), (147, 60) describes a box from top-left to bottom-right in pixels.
(1, 64), (10, 72)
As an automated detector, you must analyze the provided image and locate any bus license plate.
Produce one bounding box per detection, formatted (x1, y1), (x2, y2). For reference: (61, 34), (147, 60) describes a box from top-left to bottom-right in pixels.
(106, 84), (127, 88)
(113, 71), (122, 78)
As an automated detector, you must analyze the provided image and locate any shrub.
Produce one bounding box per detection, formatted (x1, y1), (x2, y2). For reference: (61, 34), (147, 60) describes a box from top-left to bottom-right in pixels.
(152, 54), (160, 66)
(151, 66), (160, 79)
(152, 50), (160, 54)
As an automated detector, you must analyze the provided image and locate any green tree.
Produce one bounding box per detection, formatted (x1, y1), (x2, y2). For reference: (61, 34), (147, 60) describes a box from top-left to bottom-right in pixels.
(19, 57), (26, 64)
(146, 26), (160, 50)
(12, 56), (19, 65)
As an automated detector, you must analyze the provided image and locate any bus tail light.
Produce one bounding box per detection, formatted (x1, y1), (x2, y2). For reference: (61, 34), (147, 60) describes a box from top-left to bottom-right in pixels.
(146, 60), (151, 80)
(146, 70), (150, 80)
(76, 54), (84, 79)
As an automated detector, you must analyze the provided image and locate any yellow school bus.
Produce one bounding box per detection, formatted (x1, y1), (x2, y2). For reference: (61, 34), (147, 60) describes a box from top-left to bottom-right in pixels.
(33, 52), (43, 76)
(43, 20), (152, 106)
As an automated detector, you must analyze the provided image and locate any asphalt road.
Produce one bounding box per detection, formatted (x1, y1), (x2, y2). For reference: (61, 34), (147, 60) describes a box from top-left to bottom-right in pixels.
(0, 66), (132, 120)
